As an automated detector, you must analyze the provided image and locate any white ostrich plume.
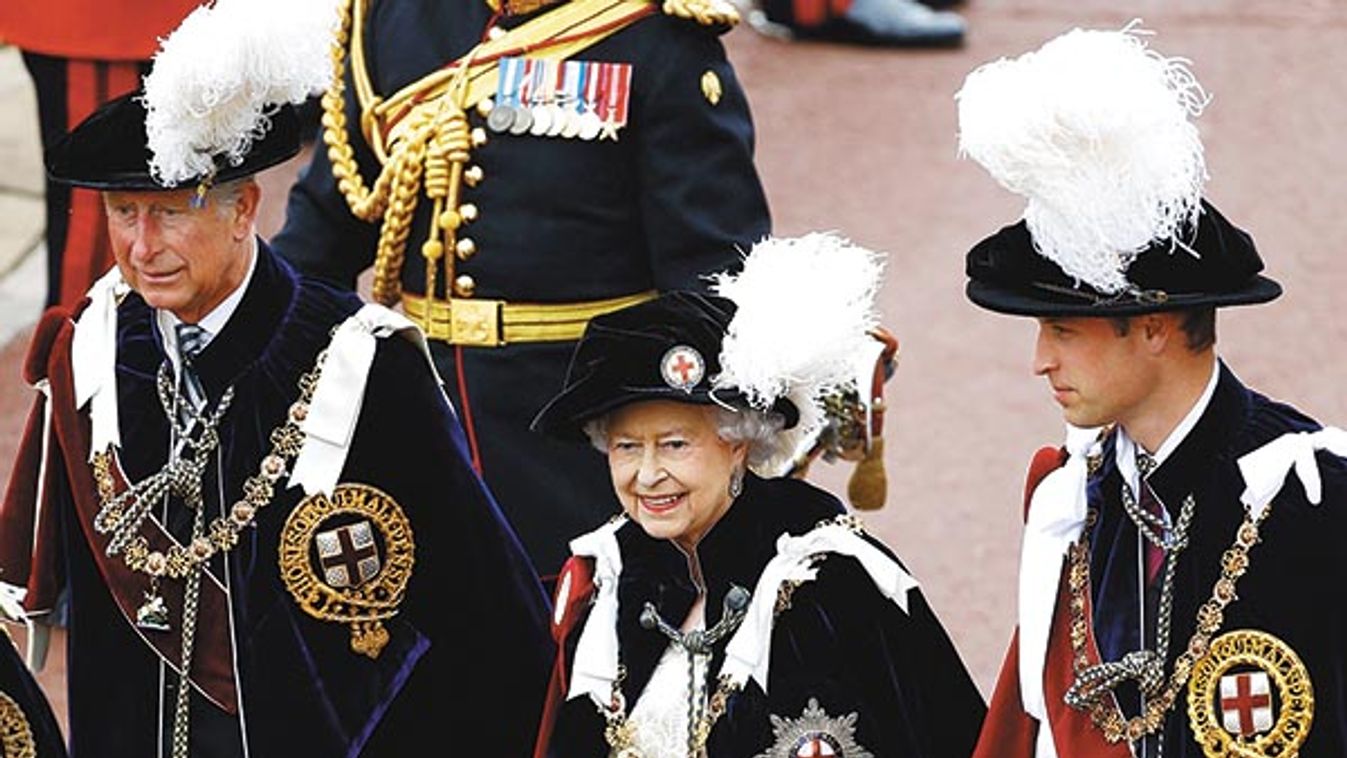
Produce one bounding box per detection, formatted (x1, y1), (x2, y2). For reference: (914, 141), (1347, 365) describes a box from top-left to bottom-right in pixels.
(710, 232), (885, 471)
(955, 22), (1210, 294)
(142, 0), (342, 186)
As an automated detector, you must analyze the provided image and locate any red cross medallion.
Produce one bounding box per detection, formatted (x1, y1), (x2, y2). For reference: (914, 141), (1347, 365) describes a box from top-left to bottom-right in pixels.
(1219, 671), (1273, 737)
(660, 345), (704, 391)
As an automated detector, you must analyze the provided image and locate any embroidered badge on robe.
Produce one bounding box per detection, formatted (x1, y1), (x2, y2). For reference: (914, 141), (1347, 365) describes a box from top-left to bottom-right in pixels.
(1186, 629), (1313, 757)
(279, 484), (416, 659)
(0, 690), (38, 757)
(755, 698), (873, 758)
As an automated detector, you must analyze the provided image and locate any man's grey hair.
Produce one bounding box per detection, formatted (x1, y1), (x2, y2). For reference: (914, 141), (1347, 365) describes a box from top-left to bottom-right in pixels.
(582, 403), (788, 470)
(208, 177), (253, 219)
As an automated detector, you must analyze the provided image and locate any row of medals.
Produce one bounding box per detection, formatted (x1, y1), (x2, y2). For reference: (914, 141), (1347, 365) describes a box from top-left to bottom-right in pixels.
(484, 97), (615, 140)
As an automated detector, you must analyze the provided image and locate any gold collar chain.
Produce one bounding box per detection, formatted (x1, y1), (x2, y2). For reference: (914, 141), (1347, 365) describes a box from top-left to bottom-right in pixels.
(1066, 502), (1269, 743)
(91, 348), (329, 582)
(600, 665), (742, 758)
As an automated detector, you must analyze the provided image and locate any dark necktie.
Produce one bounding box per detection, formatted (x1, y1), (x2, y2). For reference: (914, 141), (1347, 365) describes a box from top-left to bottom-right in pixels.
(1136, 453), (1166, 587)
(174, 323), (208, 425)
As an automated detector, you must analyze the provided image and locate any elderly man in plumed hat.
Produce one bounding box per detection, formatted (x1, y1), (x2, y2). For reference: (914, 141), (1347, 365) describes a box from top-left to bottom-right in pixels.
(0, 1), (551, 756)
(955, 24), (1347, 758)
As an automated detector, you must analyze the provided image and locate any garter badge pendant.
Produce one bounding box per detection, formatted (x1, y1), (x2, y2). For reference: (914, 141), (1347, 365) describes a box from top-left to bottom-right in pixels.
(279, 483), (415, 659)
(1186, 629), (1313, 757)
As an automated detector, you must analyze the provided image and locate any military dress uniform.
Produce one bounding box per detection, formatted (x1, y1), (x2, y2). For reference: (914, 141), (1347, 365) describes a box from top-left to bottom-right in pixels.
(273, 0), (771, 574)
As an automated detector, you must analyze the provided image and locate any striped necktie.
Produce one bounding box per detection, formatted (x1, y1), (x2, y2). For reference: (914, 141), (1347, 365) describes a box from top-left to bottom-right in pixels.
(175, 323), (208, 420)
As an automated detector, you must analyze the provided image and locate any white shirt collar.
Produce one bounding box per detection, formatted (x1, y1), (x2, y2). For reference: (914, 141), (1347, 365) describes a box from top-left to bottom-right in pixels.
(157, 237), (258, 371)
(1115, 357), (1220, 492)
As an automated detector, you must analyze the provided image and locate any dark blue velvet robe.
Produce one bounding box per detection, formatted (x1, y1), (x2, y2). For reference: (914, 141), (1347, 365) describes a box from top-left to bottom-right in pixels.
(549, 474), (987, 756)
(1087, 363), (1347, 757)
(0, 634), (66, 758)
(18, 244), (552, 757)
(272, 0), (772, 574)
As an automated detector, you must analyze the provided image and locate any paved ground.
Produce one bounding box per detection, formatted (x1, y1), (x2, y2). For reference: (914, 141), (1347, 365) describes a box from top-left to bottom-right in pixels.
(1, 0), (1345, 732)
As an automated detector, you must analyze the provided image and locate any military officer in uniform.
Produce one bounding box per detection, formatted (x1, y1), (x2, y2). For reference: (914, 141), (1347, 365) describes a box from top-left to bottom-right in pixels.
(956, 26), (1347, 758)
(0, 3), (552, 755)
(272, 0), (772, 576)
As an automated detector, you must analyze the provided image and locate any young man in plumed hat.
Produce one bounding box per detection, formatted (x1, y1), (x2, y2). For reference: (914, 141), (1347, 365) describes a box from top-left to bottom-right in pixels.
(0, 2), (551, 755)
(956, 25), (1347, 758)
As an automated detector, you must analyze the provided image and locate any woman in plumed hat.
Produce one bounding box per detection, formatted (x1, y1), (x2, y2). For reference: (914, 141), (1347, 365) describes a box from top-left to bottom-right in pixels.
(531, 234), (985, 757)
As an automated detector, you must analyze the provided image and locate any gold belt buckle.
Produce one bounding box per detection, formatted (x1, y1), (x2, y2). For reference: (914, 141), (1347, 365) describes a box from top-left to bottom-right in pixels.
(450, 298), (503, 347)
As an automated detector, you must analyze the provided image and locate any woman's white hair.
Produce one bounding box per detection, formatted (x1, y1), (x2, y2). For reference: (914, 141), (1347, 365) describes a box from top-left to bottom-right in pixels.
(582, 404), (788, 473)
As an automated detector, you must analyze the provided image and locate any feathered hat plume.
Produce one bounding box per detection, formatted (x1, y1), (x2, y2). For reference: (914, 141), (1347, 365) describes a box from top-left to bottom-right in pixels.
(956, 22), (1210, 295)
(710, 233), (885, 473)
(142, 0), (342, 186)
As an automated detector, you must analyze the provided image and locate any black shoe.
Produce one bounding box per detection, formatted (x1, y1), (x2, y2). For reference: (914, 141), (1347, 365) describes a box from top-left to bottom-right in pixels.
(793, 0), (964, 47)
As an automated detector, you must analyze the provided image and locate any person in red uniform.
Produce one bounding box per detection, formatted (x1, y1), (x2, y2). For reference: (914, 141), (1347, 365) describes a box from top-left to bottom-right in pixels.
(0, 0), (198, 308)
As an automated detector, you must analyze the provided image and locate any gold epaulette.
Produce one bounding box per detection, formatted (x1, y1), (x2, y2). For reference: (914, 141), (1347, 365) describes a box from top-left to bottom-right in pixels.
(660, 0), (741, 28)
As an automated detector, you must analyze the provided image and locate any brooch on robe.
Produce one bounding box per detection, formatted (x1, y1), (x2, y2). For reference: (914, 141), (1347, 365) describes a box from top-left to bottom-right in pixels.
(1186, 629), (1313, 757)
(279, 483), (416, 659)
(755, 698), (873, 758)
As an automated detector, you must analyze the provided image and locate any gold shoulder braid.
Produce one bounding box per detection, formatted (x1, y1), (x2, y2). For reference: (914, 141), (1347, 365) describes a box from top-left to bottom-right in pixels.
(660, 0), (739, 27)
(0, 691), (36, 758)
(1065, 499), (1277, 745)
(278, 483), (416, 659)
(321, 0), (658, 307)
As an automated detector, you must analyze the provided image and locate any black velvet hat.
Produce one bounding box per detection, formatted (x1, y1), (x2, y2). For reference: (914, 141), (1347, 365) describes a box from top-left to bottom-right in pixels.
(45, 91), (301, 191)
(531, 292), (800, 442)
(965, 200), (1283, 317)
(957, 26), (1285, 319)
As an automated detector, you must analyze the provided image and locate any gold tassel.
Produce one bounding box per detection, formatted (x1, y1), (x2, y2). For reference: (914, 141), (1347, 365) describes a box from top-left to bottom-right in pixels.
(847, 438), (886, 511)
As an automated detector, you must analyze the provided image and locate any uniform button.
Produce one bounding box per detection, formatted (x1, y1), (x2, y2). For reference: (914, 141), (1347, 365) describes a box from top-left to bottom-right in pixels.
(456, 238), (477, 260)
(464, 165), (485, 187)
(486, 26), (506, 41)
(471, 127), (488, 148)
(476, 98), (495, 118)
(459, 203), (478, 223)
(453, 274), (476, 297)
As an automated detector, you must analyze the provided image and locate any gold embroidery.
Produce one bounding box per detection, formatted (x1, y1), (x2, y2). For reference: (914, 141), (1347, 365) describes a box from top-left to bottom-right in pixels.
(0, 691), (36, 758)
(1186, 630), (1313, 758)
(279, 484), (416, 659)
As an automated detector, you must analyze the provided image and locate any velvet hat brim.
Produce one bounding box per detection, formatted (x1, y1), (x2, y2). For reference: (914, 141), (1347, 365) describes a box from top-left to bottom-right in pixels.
(531, 292), (799, 442)
(965, 200), (1282, 317)
(45, 91), (301, 190)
